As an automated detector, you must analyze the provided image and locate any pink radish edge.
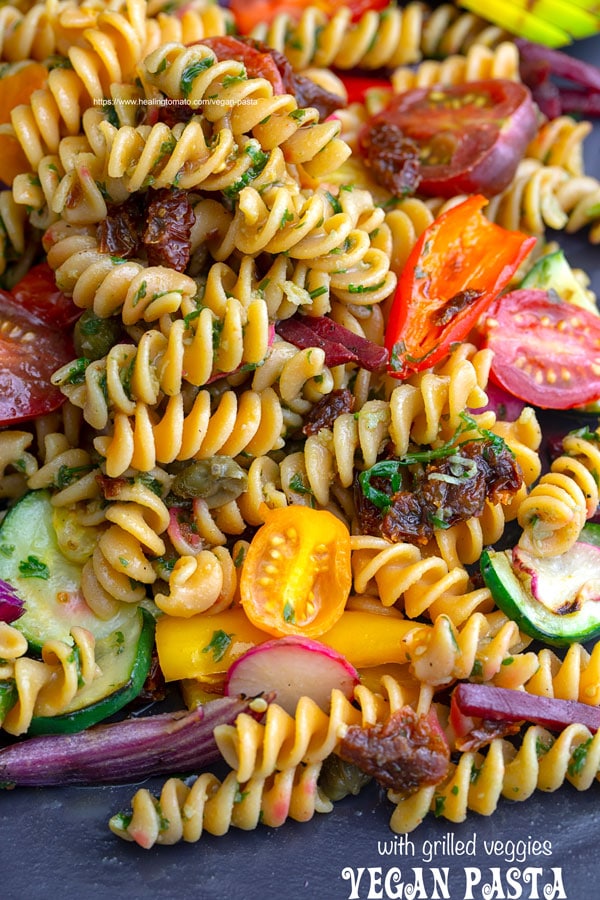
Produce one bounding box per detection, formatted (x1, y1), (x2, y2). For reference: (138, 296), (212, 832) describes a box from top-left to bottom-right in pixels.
(225, 635), (359, 716)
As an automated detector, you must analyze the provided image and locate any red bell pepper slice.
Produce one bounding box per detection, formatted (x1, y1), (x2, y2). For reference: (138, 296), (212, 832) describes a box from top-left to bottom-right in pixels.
(385, 195), (536, 380)
(336, 72), (390, 105)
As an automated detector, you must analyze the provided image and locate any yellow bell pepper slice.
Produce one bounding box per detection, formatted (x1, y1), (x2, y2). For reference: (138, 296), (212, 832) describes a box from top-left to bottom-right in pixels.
(156, 607), (428, 682)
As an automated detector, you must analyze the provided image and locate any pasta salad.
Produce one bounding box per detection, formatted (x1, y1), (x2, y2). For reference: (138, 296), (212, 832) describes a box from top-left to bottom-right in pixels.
(0, 0), (599, 858)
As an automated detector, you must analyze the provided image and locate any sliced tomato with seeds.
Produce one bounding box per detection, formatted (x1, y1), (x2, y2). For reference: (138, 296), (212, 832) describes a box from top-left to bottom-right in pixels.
(359, 79), (538, 198)
(0, 286), (75, 426)
(240, 506), (352, 638)
(483, 289), (600, 410)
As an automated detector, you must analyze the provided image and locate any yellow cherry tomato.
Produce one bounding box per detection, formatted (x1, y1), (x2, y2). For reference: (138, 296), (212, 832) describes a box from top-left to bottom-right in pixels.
(240, 506), (352, 637)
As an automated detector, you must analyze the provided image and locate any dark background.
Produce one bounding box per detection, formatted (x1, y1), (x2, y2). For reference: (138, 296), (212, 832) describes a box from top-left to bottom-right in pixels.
(2, 32), (600, 900)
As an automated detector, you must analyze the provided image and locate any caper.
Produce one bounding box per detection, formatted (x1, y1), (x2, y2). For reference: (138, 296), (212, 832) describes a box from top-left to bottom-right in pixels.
(170, 456), (248, 508)
(74, 310), (122, 360)
(318, 754), (372, 802)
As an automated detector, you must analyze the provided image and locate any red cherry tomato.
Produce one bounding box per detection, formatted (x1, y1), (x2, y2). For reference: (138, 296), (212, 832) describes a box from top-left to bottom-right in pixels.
(0, 281), (75, 426)
(229, 0), (389, 35)
(483, 289), (600, 410)
(199, 36), (285, 93)
(385, 195), (536, 379)
(11, 263), (80, 329)
(359, 79), (538, 198)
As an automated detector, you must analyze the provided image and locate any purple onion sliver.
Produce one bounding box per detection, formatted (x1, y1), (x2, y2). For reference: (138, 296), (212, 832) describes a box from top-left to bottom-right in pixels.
(454, 683), (600, 734)
(304, 316), (389, 372)
(559, 90), (600, 117)
(275, 317), (360, 367)
(0, 695), (260, 787)
(515, 39), (600, 93)
(0, 579), (25, 624)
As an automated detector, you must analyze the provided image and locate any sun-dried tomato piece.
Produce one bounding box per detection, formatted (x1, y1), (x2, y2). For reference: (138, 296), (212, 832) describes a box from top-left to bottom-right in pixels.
(303, 389), (355, 436)
(97, 195), (145, 257)
(338, 707), (449, 796)
(143, 188), (195, 272)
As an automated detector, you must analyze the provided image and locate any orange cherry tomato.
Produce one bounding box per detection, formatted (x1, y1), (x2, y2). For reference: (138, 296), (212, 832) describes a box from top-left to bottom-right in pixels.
(0, 62), (48, 184)
(0, 61), (48, 123)
(240, 506), (352, 637)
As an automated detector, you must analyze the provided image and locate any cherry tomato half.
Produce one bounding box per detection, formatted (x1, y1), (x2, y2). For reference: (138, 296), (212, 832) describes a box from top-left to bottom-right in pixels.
(11, 263), (80, 329)
(359, 79), (538, 198)
(0, 62), (49, 185)
(0, 280), (75, 426)
(240, 506), (352, 637)
(483, 289), (600, 410)
(198, 36), (285, 93)
(385, 195), (536, 379)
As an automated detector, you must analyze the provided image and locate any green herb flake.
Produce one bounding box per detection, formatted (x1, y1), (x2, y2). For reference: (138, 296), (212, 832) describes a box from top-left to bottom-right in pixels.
(234, 785), (249, 804)
(234, 546), (247, 568)
(180, 57), (214, 99)
(55, 464), (94, 489)
(568, 738), (592, 776)
(433, 795), (446, 817)
(222, 145), (269, 200)
(283, 601), (295, 624)
(347, 281), (385, 294)
(18, 556), (50, 580)
(202, 629), (233, 662)
(132, 281), (147, 307)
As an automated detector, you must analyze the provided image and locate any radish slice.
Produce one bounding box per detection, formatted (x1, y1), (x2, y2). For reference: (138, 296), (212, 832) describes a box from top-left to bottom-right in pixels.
(225, 636), (360, 715)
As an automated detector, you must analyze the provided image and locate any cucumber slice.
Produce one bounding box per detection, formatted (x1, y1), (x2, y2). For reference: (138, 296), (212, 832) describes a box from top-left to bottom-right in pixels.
(0, 490), (140, 649)
(27, 609), (155, 735)
(481, 547), (600, 646)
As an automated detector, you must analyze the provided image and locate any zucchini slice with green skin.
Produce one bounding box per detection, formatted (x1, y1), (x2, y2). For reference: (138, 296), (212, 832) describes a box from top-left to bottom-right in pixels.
(0, 490), (155, 734)
(0, 490), (141, 649)
(27, 609), (155, 735)
(481, 547), (600, 646)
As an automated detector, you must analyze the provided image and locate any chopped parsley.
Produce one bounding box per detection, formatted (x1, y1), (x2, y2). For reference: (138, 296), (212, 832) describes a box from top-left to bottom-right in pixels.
(202, 629), (233, 662)
(18, 556), (50, 580)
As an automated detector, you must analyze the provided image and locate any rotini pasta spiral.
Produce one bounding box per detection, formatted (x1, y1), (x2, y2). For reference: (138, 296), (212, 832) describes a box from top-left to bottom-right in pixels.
(407, 611), (537, 688)
(390, 40), (521, 93)
(109, 761), (332, 848)
(525, 116), (593, 177)
(44, 220), (197, 319)
(0, 0), (67, 62)
(0, 623), (98, 736)
(296, 343), (493, 508)
(554, 174), (600, 244)
(0, 430), (38, 501)
(522, 641), (600, 706)
(142, 41), (350, 179)
(91, 386), (286, 477)
(214, 674), (411, 783)
(350, 535), (495, 625)
(389, 723), (600, 833)
(420, 3), (509, 58)
(517, 426), (600, 557)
